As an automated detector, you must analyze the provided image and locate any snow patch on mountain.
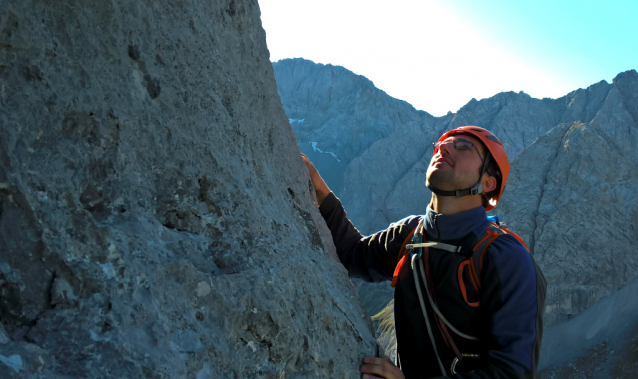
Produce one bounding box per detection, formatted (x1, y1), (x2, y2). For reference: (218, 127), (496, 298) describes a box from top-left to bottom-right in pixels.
(310, 142), (340, 162)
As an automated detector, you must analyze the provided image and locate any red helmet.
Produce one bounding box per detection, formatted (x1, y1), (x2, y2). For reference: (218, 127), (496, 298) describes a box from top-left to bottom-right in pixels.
(432, 126), (509, 211)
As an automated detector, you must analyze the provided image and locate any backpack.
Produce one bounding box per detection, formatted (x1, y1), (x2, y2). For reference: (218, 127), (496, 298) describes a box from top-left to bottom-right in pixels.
(389, 215), (533, 375)
(391, 216), (529, 308)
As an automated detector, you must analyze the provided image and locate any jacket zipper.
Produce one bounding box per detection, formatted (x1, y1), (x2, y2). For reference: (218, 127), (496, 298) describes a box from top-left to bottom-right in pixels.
(433, 213), (442, 241)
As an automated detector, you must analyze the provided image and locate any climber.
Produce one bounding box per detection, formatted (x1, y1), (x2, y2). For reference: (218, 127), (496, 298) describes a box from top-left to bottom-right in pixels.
(302, 126), (546, 379)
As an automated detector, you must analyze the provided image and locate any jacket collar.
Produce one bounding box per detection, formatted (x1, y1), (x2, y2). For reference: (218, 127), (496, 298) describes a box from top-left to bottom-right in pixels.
(423, 206), (488, 241)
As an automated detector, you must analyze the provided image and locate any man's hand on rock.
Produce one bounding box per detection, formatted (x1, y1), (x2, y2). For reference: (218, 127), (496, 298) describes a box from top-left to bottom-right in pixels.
(360, 356), (405, 379)
(301, 153), (331, 206)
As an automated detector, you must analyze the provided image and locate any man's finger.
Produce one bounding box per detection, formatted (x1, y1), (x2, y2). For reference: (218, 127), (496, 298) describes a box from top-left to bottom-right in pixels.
(299, 153), (330, 205)
(300, 153), (316, 171)
(360, 363), (385, 378)
(360, 356), (404, 379)
(360, 357), (386, 377)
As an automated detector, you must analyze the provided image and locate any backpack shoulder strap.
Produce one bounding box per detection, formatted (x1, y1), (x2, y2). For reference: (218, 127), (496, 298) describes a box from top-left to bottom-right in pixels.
(471, 222), (529, 290)
(391, 223), (420, 288)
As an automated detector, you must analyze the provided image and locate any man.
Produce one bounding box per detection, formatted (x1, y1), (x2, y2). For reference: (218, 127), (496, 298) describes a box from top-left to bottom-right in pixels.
(302, 126), (546, 378)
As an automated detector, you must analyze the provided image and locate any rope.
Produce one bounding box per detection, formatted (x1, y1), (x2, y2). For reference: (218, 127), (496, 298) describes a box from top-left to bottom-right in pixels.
(412, 253), (447, 376)
(417, 258), (480, 341)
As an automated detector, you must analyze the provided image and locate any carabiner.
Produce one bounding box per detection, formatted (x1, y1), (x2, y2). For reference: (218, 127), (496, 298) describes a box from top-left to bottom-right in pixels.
(450, 353), (481, 374)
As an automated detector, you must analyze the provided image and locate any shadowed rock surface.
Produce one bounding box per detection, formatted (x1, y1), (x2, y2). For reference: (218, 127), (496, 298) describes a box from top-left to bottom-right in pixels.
(537, 276), (638, 378)
(0, 1), (377, 377)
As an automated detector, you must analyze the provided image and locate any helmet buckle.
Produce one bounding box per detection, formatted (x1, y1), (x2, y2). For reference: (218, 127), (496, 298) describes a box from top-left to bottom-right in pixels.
(470, 183), (482, 196)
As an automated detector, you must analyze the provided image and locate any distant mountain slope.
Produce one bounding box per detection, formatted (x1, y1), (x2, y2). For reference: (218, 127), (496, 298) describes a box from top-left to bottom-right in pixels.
(274, 58), (437, 204)
(274, 58), (638, 329)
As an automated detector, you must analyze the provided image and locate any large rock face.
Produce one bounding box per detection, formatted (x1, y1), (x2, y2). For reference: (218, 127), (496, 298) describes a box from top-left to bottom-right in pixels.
(274, 58), (638, 330)
(0, 1), (377, 377)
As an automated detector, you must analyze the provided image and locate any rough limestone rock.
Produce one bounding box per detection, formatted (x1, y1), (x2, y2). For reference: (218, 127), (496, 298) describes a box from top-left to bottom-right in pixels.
(274, 59), (638, 332)
(0, 1), (377, 377)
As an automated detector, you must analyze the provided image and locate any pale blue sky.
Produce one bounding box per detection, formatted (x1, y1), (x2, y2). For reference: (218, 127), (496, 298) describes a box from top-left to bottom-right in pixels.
(260, 0), (637, 116)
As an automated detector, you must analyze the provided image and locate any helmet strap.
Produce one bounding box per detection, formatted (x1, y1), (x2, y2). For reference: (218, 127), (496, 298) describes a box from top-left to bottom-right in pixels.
(426, 153), (492, 198)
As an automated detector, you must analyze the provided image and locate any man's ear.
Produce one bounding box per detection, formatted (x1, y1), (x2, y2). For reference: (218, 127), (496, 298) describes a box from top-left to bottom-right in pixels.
(482, 174), (497, 193)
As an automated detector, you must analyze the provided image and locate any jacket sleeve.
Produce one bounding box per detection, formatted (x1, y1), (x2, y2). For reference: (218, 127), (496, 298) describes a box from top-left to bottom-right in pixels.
(443, 234), (546, 379)
(318, 192), (419, 283)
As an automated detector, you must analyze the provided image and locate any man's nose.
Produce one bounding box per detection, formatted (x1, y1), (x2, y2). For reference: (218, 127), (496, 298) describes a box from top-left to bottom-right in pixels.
(438, 140), (454, 155)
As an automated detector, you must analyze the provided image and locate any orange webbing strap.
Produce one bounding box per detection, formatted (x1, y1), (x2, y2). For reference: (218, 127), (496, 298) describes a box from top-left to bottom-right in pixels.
(458, 261), (480, 307)
(391, 226), (419, 288)
(471, 223), (502, 291)
(502, 229), (530, 251)
(469, 222), (530, 294)
(467, 258), (482, 293)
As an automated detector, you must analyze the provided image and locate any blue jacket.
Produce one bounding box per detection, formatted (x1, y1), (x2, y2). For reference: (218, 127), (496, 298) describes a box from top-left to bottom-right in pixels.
(319, 192), (546, 379)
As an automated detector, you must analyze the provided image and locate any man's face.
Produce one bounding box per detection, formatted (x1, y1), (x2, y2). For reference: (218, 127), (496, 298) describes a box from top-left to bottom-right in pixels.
(426, 134), (486, 192)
